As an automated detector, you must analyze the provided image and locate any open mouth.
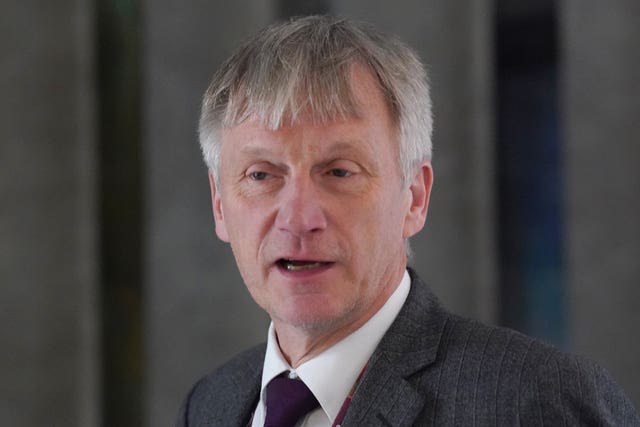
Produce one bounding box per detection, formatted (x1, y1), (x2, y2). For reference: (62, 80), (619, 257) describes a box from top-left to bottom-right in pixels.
(277, 259), (331, 271)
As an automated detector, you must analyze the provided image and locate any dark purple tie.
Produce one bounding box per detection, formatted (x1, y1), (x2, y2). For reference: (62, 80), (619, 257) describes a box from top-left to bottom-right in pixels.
(264, 373), (319, 427)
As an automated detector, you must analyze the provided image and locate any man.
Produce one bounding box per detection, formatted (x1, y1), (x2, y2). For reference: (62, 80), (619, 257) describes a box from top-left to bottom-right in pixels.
(178, 15), (639, 426)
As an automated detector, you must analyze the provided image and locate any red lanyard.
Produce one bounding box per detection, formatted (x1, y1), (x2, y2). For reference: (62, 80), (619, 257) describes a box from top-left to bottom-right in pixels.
(331, 362), (368, 427)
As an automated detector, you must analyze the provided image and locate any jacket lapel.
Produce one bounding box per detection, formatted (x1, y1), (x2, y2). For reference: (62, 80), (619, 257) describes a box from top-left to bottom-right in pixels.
(341, 269), (448, 426)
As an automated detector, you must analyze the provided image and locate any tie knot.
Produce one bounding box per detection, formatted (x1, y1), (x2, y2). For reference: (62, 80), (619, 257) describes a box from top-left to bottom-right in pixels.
(264, 373), (319, 427)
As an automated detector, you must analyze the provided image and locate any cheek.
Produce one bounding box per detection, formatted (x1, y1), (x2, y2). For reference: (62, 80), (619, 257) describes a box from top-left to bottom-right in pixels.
(365, 193), (405, 230)
(222, 198), (261, 238)
(360, 198), (407, 253)
(340, 206), (394, 264)
(224, 214), (260, 267)
(224, 205), (277, 274)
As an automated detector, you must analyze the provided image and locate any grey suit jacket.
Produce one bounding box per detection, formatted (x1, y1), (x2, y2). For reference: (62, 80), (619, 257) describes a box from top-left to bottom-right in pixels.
(178, 269), (639, 426)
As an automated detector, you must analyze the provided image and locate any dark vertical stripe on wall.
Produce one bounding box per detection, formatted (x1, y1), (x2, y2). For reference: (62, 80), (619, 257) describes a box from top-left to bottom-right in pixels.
(96, 1), (143, 425)
(495, 2), (566, 346)
(277, 0), (330, 19)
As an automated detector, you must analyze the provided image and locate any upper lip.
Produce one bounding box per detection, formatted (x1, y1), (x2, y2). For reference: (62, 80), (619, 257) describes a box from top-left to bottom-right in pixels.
(271, 255), (333, 264)
(277, 257), (331, 263)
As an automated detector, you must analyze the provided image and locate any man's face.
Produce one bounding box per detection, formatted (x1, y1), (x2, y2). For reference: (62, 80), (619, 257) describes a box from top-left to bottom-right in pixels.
(210, 66), (432, 338)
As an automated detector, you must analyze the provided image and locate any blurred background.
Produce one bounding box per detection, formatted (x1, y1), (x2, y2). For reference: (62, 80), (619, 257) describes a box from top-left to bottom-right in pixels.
(1, 0), (638, 425)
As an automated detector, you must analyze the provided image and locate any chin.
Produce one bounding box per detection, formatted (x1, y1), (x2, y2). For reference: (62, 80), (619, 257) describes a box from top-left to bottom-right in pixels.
(284, 315), (342, 334)
(277, 302), (358, 334)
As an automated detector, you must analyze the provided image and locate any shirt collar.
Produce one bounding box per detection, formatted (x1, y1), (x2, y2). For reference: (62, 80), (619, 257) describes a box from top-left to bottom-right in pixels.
(259, 270), (411, 422)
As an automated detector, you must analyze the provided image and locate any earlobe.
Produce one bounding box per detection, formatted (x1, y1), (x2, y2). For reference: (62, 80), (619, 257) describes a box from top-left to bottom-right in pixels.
(402, 162), (433, 239)
(209, 171), (230, 242)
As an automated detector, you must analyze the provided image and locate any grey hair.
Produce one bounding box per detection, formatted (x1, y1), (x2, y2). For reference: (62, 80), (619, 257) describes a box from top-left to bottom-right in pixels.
(199, 15), (432, 186)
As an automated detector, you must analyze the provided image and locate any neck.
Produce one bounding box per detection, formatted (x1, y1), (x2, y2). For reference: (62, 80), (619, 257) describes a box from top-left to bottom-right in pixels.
(274, 320), (362, 368)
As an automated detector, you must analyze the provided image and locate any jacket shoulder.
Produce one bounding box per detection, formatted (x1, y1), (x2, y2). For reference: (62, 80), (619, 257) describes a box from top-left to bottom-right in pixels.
(430, 314), (639, 425)
(203, 343), (266, 385)
(176, 343), (265, 427)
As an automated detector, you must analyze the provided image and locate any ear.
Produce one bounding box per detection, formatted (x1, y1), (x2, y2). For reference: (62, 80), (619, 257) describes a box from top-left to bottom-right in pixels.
(402, 162), (433, 239)
(208, 171), (230, 242)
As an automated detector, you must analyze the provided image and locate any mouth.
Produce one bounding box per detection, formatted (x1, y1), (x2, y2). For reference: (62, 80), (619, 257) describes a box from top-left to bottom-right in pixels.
(276, 259), (332, 271)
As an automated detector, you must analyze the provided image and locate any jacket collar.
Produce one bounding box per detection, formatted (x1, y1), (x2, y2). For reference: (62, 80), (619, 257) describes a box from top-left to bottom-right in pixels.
(342, 268), (448, 426)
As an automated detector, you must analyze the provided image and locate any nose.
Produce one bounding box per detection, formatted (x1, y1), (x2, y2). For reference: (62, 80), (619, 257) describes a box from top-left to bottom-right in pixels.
(275, 175), (328, 236)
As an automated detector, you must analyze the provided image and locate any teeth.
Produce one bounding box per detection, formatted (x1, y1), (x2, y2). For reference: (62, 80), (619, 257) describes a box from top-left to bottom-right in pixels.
(281, 260), (326, 271)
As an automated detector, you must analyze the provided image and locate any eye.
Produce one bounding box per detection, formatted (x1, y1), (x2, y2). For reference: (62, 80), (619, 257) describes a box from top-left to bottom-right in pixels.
(328, 168), (352, 178)
(249, 171), (271, 181)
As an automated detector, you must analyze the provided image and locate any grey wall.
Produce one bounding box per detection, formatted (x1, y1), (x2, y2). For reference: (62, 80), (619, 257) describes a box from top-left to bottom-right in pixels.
(564, 0), (640, 405)
(0, 1), (99, 426)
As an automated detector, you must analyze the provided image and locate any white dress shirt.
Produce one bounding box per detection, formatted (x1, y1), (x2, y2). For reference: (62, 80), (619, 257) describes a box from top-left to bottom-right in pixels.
(251, 270), (411, 427)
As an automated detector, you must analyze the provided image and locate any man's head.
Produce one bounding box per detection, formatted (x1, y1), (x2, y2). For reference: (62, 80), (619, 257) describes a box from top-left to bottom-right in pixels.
(199, 15), (433, 187)
(200, 16), (433, 361)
